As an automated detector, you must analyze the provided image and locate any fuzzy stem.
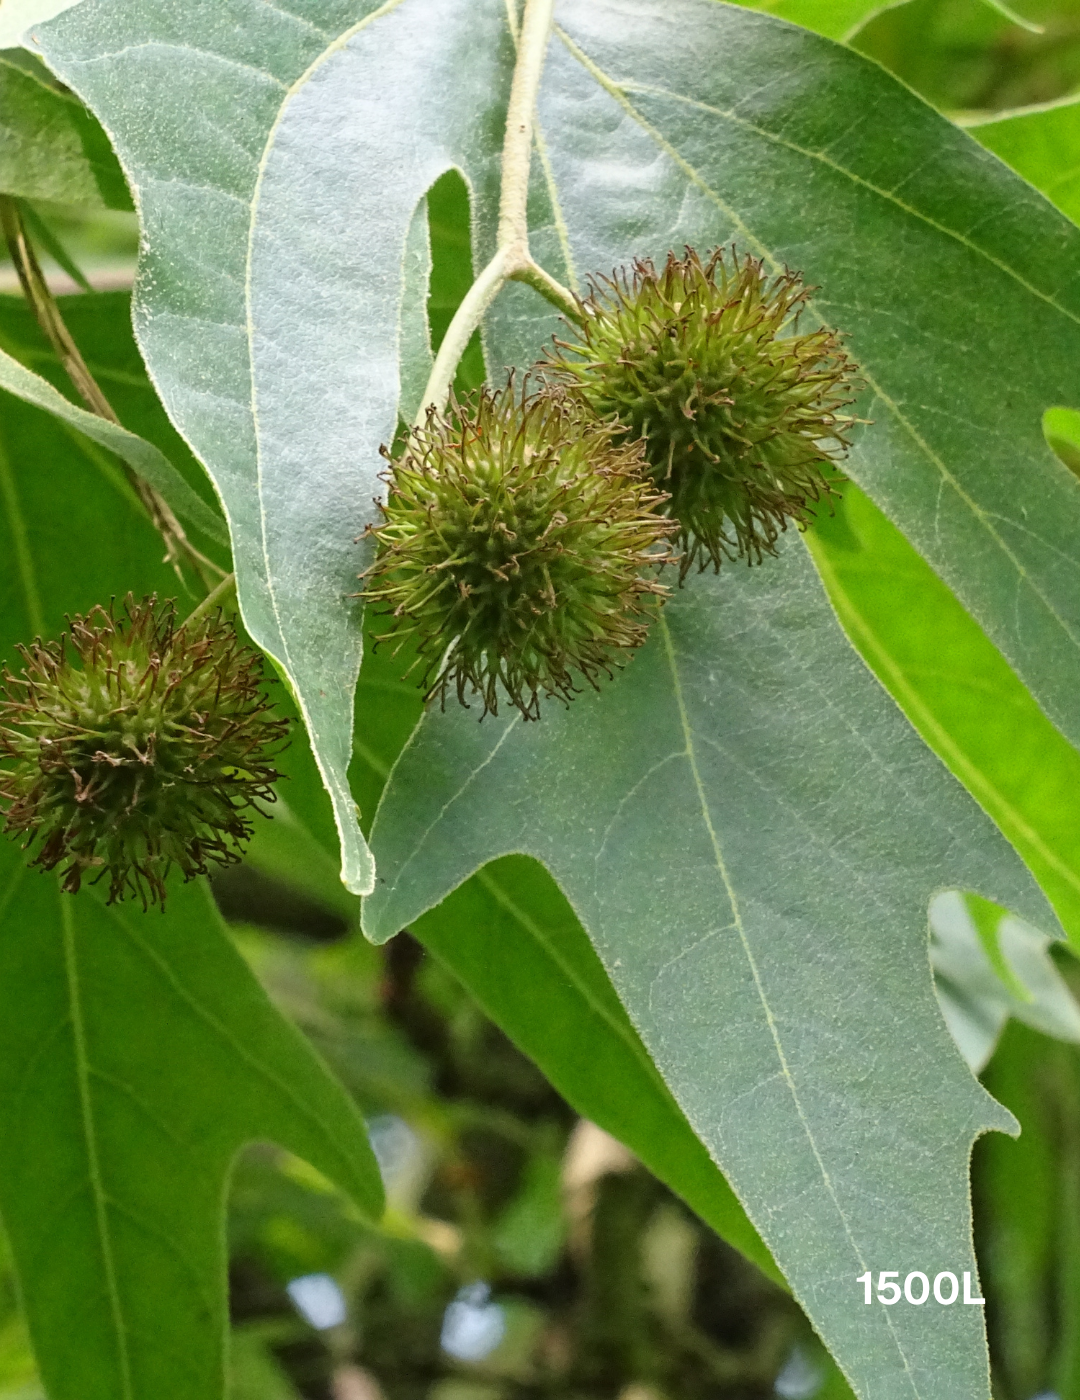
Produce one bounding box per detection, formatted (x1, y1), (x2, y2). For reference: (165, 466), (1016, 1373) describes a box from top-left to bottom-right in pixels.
(415, 245), (512, 424)
(414, 0), (578, 420)
(183, 572), (237, 627)
(0, 195), (226, 588)
(497, 0), (556, 253)
(510, 257), (583, 323)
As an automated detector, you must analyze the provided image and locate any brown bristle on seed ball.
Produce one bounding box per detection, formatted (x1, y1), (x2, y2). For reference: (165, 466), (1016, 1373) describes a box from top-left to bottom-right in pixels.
(544, 246), (860, 578)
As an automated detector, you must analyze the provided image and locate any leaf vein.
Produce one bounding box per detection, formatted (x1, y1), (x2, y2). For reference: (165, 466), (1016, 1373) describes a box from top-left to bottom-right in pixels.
(657, 615), (922, 1397)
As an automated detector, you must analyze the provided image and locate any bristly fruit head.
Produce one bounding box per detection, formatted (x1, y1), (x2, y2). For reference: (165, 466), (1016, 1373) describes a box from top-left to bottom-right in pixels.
(544, 247), (860, 577)
(0, 596), (288, 909)
(364, 381), (676, 720)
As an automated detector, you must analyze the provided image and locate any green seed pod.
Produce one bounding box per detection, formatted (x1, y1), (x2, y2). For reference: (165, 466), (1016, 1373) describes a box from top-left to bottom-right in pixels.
(0, 596), (287, 909)
(544, 247), (859, 577)
(364, 381), (676, 720)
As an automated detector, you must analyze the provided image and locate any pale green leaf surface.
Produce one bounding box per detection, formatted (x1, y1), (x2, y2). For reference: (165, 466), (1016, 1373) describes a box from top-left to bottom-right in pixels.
(0, 49), (128, 207)
(478, 2), (1080, 782)
(0, 296), (382, 1400)
(398, 195), (433, 426)
(967, 96), (1080, 226)
(411, 856), (786, 1288)
(364, 541), (1055, 1400)
(0, 340), (226, 545)
(264, 667), (787, 1286)
(31, 0), (513, 895)
(807, 487), (1080, 948)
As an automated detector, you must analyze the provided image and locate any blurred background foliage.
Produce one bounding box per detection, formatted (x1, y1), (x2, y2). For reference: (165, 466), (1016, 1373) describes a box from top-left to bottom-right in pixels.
(5, 2), (1080, 1397)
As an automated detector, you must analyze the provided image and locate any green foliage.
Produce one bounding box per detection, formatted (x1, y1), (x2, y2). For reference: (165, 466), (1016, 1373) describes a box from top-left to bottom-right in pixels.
(6, 1), (1080, 1397)
(363, 536), (1049, 1398)
(368, 384), (673, 717)
(545, 248), (857, 575)
(0, 334), (226, 545)
(0, 859), (382, 1400)
(977, 1020), (1080, 1396)
(0, 49), (128, 208)
(854, 0), (1080, 110)
(0, 290), (381, 1400)
(411, 856), (786, 1288)
(807, 486), (1080, 947)
(967, 94), (1080, 221)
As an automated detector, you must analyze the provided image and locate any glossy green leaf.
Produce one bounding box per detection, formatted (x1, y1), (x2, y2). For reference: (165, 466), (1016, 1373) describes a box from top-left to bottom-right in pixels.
(807, 486), (1080, 946)
(967, 96), (1080, 227)
(31, 0), (515, 896)
(364, 540), (1055, 1400)
(1044, 405), (1080, 474)
(734, 0), (1039, 41)
(0, 49), (128, 207)
(0, 293), (382, 1400)
(731, 0), (910, 42)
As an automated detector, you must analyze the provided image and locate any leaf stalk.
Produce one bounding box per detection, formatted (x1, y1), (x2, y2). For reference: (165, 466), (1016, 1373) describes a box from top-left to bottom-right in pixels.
(0, 195), (226, 589)
(183, 572), (237, 627)
(414, 0), (579, 423)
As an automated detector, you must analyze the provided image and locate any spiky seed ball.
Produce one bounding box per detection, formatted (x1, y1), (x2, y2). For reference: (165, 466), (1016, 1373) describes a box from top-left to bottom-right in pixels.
(0, 596), (288, 909)
(544, 247), (859, 578)
(364, 382), (676, 720)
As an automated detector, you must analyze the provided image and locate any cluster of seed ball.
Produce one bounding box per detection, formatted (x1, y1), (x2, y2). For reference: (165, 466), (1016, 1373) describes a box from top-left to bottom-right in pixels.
(0, 596), (286, 909)
(0, 247), (858, 909)
(366, 246), (859, 718)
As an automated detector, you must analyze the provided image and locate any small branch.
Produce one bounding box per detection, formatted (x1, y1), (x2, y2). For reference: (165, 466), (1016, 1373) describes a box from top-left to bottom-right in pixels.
(0, 195), (226, 589)
(414, 0), (578, 419)
(497, 0), (556, 253)
(415, 245), (511, 424)
(183, 572), (236, 627)
(510, 257), (583, 323)
(1, 196), (116, 421)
